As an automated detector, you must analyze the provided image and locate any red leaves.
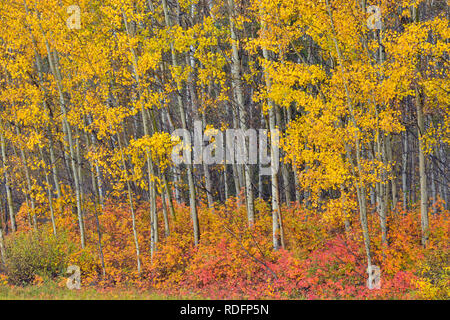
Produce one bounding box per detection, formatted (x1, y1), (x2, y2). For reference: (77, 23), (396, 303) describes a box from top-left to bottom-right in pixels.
(37, 196), (448, 299)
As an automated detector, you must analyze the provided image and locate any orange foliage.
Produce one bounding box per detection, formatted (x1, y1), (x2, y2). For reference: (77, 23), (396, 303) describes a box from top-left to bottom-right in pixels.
(14, 195), (448, 299)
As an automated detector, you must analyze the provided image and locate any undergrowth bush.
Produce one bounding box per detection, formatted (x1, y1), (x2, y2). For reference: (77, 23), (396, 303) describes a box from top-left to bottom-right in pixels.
(4, 230), (77, 285)
(11, 197), (449, 299)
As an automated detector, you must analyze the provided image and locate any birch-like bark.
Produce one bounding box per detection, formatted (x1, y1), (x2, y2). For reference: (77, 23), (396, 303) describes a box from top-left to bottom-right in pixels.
(228, 0), (255, 225)
(279, 106), (291, 206)
(86, 115), (104, 209)
(39, 145), (57, 236)
(258, 112), (265, 199)
(261, 44), (283, 250)
(86, 140), (106, 277)
(415, 86), (429, 247)
(40, 33), (85, 248)
(286, 105), (301, 202)
(375, 131), (387, 245)
(402, 129), (409, 210)
(16, 128), (37, 229)
(48, 128), (62, 200)
(438, 143), (448, 208)
(116, 128), (141, 273)
(161, 0), (200, 245)
(0, 219), (5, 265)
(0, 126), (15, 232)
(123, 11), (159, 257)
(326, 0), (372, 266)
(386, 136), (397, 209)
(412, 6), (429, 247)
(201, 113), (214, 209)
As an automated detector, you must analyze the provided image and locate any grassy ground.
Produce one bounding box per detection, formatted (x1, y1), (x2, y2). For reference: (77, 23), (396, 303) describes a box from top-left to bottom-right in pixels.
(0, 281), (197, 300)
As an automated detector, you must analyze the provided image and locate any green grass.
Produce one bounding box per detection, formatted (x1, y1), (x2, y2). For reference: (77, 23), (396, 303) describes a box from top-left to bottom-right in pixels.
(0, 281), (199, 300)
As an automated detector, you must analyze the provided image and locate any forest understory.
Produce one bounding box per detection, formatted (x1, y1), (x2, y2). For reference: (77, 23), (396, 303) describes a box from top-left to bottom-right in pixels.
(0, 197), (448, 300)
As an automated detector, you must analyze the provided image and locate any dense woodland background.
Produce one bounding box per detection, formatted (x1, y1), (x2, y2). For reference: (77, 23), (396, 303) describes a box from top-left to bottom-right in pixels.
(0, 0), (448, 299)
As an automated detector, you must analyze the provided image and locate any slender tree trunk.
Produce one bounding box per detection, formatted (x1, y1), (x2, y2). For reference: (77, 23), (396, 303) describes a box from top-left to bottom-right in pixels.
(48, 129), (62, 200)
(39, 146), (57, 236)
(286, 105), (301, 202)
(17, 131), (37, 230)
(387, 136), (397, 209)
(376, 132), (388, 245)
(162, 0), (200, 245)
(0, 220), (5, 266)
(412, 5), (429, 247)
(123, 12), (159, 256)
(402, 129), (408, 210)
(0, 127), (15, 233)
(326, 0), (371, 266)
(228, 0), (255, 226)
(279, 107), (291, 206)
(415, 86), (429, 247)
(161, 187), (170, 237)
(438, 143), (448, 208)
(24, 0), (62, 202)
(202, 114), (214, 209)
(223, 144), (229, 201)
(261, 44), (283, 250)
(116, 129), (141, 273)
(87, 149), (106, 277)
(86, 115), (105, 209)
(41, 35), (85, 248)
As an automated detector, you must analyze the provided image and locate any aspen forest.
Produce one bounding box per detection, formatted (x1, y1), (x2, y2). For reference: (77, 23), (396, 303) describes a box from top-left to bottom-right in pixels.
(0, 0), (448, 300)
